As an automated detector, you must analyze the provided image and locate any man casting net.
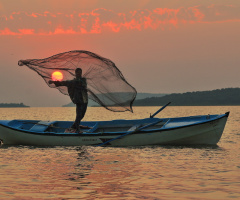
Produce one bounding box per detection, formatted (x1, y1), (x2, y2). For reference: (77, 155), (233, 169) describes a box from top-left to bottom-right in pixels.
(18, 50), (137, 113)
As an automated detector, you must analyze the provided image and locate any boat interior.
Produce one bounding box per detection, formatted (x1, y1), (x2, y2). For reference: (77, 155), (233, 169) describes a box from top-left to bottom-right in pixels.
(0, 113), (223, 134)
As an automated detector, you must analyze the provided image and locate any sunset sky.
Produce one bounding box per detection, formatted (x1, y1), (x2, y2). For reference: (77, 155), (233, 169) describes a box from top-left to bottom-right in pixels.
(0, 0), (240, 107)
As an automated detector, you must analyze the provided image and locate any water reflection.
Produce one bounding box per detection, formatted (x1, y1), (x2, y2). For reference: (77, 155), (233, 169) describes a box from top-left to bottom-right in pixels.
(0, 106), (239, 199)
(0, 143), (239, 199)
(65, 147), (93, 183)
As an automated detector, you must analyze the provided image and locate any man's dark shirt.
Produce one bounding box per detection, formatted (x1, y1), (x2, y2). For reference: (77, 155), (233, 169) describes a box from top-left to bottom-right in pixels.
(54, 78), (88, 104)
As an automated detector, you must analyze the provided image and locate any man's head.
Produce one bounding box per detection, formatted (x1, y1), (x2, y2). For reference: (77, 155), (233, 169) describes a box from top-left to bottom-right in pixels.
(75, 68), (82, 78)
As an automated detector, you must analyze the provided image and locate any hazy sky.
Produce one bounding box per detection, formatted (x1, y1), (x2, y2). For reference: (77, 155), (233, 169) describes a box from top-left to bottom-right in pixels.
(0, 0), (240, 106)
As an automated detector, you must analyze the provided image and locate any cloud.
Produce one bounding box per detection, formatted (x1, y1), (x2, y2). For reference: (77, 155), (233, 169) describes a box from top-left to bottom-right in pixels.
(0, 5), (239, 36)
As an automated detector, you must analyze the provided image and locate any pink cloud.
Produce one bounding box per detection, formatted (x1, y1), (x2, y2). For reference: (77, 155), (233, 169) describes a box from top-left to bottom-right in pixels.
(18, 29), (35, 34)
(0, 28), (35, 35)
(0, 5), (239, 36)
(0, 28), (18, 35)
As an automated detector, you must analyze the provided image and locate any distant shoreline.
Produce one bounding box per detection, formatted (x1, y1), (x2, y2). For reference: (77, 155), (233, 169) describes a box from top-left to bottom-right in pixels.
(0, 103), (29, 108)
(3, 88), (240, 107)
(133, 88), (240, 106)
(63, 87), (240, 107)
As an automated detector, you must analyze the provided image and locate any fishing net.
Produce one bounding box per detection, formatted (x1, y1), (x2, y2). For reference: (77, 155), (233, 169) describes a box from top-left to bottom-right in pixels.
(18, 50), (137, 112)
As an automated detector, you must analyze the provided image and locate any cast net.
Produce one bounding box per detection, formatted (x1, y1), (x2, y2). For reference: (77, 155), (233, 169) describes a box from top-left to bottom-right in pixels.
(18, 50), (137, 112)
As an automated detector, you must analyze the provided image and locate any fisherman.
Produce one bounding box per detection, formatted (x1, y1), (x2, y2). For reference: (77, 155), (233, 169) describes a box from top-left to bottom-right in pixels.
(49, 68), (88, 133)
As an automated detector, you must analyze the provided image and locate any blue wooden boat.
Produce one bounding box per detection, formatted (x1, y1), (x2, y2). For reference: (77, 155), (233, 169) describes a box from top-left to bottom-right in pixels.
(0, 112), (229, 146)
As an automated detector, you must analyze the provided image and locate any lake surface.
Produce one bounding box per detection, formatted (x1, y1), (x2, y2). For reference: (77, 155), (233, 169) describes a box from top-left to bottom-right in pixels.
(0, 106), (239, 200)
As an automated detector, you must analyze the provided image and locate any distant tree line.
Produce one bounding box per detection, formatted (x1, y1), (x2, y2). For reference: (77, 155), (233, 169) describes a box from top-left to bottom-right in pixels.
(133, 88), (240, 106)
(0, 103), (29, 107)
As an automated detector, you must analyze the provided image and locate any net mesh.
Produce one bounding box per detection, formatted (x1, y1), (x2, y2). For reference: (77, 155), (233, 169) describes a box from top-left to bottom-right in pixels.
(18, 50), (137, 112)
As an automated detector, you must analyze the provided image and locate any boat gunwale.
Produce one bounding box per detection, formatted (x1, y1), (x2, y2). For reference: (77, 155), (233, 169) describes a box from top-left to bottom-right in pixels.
(0, 112), (230, 137)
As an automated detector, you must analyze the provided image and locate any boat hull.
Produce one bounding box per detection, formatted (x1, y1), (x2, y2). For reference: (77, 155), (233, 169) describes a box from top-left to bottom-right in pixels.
(0, 113), (229, 147)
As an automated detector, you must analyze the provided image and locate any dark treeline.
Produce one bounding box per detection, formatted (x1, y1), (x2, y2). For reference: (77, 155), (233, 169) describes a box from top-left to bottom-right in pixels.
(0, 103), (29, 108)
(133, 88), (240, 106)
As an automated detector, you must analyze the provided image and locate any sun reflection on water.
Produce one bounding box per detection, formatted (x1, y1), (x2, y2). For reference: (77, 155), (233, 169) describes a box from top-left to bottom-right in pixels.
(0, 106), (239, 199)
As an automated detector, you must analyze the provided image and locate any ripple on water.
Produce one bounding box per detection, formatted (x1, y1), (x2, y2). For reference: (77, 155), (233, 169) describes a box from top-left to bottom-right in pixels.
(0, 106), (240, 199)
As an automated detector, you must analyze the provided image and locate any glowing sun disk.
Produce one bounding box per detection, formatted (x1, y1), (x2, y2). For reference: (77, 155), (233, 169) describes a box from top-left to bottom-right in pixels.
(52, 71), (63, 81)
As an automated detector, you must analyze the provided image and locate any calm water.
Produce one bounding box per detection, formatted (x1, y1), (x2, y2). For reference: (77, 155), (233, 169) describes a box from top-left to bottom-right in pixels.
(0, 106), (239, 200)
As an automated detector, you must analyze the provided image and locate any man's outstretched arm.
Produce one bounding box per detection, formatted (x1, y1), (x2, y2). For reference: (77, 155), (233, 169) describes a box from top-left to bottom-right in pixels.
(48, 80), (70, 87)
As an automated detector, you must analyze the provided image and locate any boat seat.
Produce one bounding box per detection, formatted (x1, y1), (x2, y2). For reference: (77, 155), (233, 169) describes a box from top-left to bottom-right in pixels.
(86, 122), (99, 133)
(29, 121), (57, 132)
(127, 124), (142, 132)
(160, 119), (171, 129)
(7, 120), (24, 128)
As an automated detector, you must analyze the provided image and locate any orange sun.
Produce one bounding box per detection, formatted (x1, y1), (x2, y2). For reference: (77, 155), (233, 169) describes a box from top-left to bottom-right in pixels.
(52, 71), (63, 81)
